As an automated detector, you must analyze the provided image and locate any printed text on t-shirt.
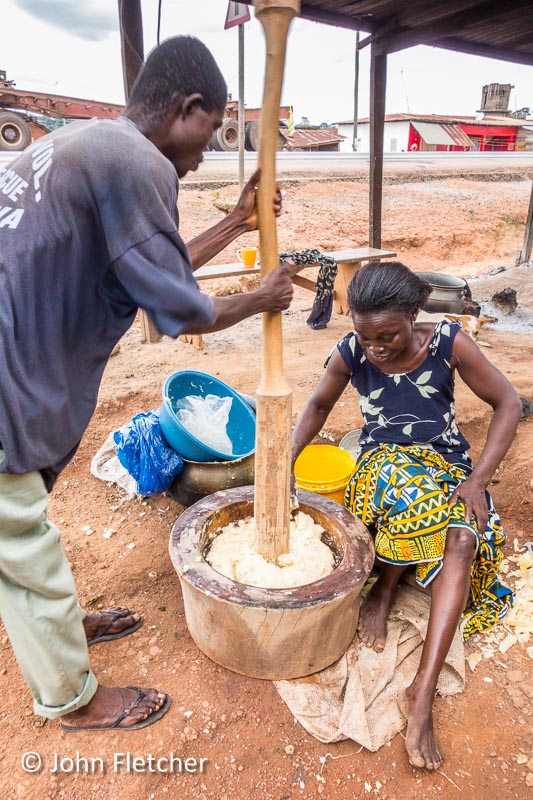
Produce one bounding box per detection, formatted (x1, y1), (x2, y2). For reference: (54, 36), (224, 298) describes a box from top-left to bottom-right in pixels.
(32, 139), (54, 203)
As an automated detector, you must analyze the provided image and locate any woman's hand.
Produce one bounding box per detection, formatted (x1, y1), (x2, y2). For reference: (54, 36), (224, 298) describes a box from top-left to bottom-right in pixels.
(449, 475), (489, 538)
(231, 167), (282, 232)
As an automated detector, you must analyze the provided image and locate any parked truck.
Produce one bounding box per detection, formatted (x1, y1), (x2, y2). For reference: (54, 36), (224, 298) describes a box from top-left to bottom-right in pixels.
(0, 70), (123, 151)
(0, 73), (290, 153)
(1, 75), (340, 154)
(210, 95), (291, 151)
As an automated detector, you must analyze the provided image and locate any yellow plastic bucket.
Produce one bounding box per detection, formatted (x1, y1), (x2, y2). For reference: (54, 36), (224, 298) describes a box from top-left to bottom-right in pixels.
(294, 444), (356, 505)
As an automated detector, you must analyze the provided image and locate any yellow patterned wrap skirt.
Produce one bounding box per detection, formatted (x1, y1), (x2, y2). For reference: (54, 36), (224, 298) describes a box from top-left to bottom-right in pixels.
(345, 443), (513, 639)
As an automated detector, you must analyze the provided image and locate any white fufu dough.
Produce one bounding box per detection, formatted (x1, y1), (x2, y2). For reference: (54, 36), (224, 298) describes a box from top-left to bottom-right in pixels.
(206, 511), (334, 588)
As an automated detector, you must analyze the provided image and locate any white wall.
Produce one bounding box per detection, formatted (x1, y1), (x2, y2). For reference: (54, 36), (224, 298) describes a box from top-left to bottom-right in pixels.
(336, 123), (355, 152)
(336, 120), (411, 153)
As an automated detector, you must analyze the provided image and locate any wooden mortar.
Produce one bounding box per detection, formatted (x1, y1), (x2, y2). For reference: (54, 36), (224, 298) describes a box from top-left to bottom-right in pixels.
(169, 486), (374, 680)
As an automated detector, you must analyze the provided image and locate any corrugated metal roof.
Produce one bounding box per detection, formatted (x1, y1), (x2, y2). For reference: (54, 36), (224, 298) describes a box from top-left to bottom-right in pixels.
(280, 127), (344, 149)
(411, 121), (455, 145)
(244, 2), (533, 66)
(411, 120), (474, 147)
(335, 113), (528, 127)
(439, 123), (475, 147)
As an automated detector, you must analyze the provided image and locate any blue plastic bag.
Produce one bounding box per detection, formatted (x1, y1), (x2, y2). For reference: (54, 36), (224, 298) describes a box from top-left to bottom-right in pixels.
(113, 409), (183, 496)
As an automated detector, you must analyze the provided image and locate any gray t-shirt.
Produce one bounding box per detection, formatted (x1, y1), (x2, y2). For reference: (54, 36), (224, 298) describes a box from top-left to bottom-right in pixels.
(0, 117), (215, 488)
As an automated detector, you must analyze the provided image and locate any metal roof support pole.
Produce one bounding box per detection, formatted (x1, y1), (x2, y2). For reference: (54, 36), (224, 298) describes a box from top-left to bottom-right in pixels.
(517, 180), (533, 265)
(238, 23), (246, 192)
(118, 0), (162, 344)
(369, 45), (386, 249)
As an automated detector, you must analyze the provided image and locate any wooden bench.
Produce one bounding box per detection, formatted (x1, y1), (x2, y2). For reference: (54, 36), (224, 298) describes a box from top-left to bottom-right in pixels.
(193, 246), (397, 315)
(142, 246), (396, 347)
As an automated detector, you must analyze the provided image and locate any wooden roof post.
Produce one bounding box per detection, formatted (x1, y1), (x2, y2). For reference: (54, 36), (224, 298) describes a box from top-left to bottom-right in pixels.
(118, 0), (144, 102)
(369, 44), (387, 249)
(253, 0), (300, 562)
(518, 180), (533, 264)
(117, 0), (161, 344)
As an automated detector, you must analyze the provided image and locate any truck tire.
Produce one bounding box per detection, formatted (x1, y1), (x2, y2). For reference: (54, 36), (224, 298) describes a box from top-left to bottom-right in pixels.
(209, 130), (222, 151)
(245, 120), (259, 151)
(212, 118), (239, 151)
(0, 112), (31, 151)
(245, 121), (286, 152)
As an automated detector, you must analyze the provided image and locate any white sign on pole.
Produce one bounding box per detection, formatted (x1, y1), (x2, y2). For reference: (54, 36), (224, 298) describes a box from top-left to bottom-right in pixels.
(224, 2), (251, 30)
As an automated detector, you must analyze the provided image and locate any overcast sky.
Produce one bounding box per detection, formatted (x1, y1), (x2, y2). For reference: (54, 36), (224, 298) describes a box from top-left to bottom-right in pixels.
(3, 0), (533, 124)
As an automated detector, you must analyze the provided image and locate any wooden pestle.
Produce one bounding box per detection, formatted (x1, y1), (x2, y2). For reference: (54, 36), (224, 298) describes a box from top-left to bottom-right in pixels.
(253, 0), (300, 562)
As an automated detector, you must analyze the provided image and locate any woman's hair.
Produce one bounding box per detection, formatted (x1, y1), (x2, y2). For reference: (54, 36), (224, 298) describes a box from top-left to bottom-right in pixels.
(347, 261), (432, 316)
(125, 36), (227, 128)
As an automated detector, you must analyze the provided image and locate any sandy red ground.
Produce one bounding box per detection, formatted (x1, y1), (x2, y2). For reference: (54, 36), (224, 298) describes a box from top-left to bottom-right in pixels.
(0, 176), (532, 800)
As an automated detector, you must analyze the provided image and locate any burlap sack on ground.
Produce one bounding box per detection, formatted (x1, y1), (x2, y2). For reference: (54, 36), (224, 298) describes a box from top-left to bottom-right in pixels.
(274, 584), (465, 751)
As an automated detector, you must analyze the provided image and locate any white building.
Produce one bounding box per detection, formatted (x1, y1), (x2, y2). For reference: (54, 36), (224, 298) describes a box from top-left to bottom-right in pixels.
(334, 118), (411, 153)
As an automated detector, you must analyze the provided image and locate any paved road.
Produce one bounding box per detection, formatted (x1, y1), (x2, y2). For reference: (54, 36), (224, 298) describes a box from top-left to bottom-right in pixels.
(183, 150), (533, 186)
(2, 148), (532, 185)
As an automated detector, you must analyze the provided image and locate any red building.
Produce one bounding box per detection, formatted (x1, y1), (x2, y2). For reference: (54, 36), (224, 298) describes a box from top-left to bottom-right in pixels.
(404, 114), (522, 152)
(335, 112), (529, 153)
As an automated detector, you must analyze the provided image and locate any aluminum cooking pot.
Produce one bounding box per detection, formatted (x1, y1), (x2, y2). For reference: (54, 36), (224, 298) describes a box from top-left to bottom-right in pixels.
(415, 271), (469, 314)
(168, 452), (255, 507)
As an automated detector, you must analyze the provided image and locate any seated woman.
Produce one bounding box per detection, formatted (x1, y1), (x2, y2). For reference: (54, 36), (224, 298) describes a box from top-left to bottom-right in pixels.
(291, 261), (521, 771)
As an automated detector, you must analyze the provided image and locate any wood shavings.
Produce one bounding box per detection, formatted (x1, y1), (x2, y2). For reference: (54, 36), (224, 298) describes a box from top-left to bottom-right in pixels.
(466, 651), (483, 671)
(477, 642), (496, 659)
(515, 551), (533, 571)
(503, 549), (533, 644)
(498, 634), (518, 654)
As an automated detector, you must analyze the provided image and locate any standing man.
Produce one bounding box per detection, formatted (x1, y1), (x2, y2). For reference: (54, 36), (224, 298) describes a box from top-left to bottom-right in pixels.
(0, 36), (293, 731)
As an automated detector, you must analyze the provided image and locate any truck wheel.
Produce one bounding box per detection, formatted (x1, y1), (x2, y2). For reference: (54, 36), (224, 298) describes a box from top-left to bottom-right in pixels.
(214, 119), (239, 151)
(245, 121), (285, 152)
(0, 112), (31, 151)
(210, 130), (223, 151)
(245, 121), (259, 151)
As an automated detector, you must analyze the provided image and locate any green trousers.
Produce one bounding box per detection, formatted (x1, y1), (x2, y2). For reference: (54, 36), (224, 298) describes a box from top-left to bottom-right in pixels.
(0, 451), (98, 717)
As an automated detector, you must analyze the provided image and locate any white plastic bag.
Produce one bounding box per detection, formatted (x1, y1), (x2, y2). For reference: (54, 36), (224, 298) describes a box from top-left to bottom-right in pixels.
(90, 432), (137, 500)
(176, 394), (233, 454)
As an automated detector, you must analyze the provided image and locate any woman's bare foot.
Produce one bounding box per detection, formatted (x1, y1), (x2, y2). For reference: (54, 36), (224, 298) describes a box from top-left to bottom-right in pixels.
(357, 583), (396, 652)
(404, 681), (443, 770)
(60, 686), (169, 731)
(83, 607), (142, 645)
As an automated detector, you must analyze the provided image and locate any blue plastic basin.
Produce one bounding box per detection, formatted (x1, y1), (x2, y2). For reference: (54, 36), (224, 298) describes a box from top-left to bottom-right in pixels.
(159, 370), (256, 462)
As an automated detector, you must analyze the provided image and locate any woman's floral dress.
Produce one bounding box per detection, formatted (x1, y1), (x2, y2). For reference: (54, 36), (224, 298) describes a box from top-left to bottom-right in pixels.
(337, 321), (513, 638)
